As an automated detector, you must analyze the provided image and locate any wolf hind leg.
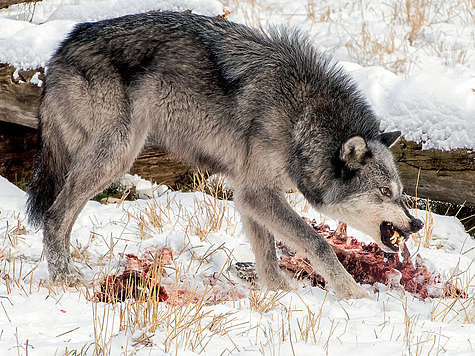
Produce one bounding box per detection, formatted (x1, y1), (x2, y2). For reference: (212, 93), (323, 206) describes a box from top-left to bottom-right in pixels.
(240, 214), (291, 291)
(43, 133), (147, 286)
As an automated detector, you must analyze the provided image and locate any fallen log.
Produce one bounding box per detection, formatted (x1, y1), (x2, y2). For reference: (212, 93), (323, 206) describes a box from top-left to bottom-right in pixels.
(0, 65), (41, 129)
(392, 139), (475, 207)
(0, 0), (41, 10)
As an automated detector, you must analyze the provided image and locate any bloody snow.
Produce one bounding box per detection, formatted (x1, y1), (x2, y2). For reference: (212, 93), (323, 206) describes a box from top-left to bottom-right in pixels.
(98, 219), (466, 306)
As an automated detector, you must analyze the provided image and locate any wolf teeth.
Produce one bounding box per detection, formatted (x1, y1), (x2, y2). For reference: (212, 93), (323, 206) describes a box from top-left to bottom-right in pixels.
(390, 231), (400, 245)
(398, 234), (405, 244)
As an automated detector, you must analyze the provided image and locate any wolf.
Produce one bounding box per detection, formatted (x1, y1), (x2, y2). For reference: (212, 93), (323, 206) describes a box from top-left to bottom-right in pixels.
(27, 11), (423, 299)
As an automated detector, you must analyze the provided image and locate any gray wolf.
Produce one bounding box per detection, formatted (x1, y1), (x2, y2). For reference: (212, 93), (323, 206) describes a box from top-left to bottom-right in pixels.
(27, 11), (423, 299)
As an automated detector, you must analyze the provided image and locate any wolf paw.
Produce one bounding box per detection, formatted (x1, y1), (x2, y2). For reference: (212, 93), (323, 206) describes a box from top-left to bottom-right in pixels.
(50, 263), (86, 287)
(334, 280), (371, 300)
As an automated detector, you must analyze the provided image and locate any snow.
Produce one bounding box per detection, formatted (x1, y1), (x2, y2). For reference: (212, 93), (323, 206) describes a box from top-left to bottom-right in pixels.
(0, 0), (223, 68)
(119, 173), (169, 199)
(347, 67), (475, 150)
(30, 71), (43, 87)
(0, 0), (474, 150)
(1, 173), (474, 355)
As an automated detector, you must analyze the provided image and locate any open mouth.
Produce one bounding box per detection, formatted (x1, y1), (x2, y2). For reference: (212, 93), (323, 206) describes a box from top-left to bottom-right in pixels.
(380, 222), (407, 252)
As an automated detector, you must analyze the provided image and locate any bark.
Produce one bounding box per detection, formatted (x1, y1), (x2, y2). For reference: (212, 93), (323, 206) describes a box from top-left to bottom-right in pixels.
(391, 139), (475, 207)
(0, 0), (41, 10)
(0, 65), (41, 129)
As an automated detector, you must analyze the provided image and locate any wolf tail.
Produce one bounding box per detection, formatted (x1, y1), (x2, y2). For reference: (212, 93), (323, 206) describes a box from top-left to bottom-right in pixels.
(26, 124), (69, 228)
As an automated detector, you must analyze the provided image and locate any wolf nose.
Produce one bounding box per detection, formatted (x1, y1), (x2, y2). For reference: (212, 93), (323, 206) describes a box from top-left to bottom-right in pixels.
(410, 218), (424, 233)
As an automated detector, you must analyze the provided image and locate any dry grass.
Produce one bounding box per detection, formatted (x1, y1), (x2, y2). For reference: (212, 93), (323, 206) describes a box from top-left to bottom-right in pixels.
(402, 0), (433, 45)
(185, 170), (235, 241)
(431, 263), (475, 324)
(422, 202), (434, 248)
(295, 292), (327, 343)
(340, 0), (471, 73)
(0, 214), (41, 295)
(1, 214), (27, 252)
(123, 198), (167, 240)
(305, 1), (331, 23)
(286, 190), (310, 214)
(234, 291), (349, 355)
(347, 0), (471, 73)
(224, 0), (269, 27)
(406, 196), (435, 251)
(248, 287), (288, 314)
(224, 0), (473, 75)
(345, 22), (411, 74)
(81, 242), (246, 355)
(400, 297), (452, 355)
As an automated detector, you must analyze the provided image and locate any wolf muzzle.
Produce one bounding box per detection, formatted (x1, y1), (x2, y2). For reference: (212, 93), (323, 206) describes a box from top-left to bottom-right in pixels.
(409, 218), (424, 233)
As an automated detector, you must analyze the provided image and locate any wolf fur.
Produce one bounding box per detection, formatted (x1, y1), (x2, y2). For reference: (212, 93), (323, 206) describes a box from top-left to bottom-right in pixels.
(27, 11), (423, 299)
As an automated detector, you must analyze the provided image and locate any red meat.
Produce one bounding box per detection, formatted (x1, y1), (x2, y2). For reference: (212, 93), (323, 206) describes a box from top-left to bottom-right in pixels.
(278, 218), (466, 300)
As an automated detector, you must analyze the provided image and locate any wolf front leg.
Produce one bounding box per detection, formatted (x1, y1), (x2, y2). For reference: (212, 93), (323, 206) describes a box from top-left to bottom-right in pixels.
(234, 187), (370, 300)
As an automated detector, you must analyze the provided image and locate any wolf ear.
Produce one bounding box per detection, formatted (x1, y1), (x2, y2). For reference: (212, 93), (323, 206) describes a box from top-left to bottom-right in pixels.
(340, 135), (372, 169)
(379, 131), (401, 148)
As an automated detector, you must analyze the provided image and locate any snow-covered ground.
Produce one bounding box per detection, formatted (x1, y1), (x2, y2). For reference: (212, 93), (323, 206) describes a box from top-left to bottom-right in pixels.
(1, 173), (474, 355)
(1, 0), (474, 355)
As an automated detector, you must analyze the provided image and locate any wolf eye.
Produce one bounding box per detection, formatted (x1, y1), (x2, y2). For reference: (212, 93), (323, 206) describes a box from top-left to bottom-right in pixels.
(380, 187), (391, 197)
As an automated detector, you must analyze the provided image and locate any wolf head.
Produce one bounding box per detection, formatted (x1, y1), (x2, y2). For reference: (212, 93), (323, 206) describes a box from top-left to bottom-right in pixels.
(293, 130), (424, 253)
